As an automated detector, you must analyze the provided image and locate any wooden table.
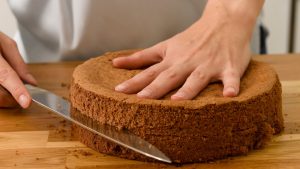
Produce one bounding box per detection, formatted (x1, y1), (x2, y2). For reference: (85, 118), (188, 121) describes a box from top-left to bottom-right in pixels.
(0, 54), (299, 169)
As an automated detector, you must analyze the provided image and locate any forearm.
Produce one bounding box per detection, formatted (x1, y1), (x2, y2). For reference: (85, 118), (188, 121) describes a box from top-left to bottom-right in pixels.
(195, 0), (265, 40)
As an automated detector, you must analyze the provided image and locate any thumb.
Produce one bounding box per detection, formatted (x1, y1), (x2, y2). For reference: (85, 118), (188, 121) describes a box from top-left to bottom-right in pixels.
(222, 71), (240, 97)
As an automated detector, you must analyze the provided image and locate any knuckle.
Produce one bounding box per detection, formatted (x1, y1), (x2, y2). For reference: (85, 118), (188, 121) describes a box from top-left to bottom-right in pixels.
(11, 85), (24, 97)
(132, 51), (144, 58)
(3, 38), (17, 48)
(181, 86), (194, 95)
(153, 42), (165, 51)
(145, 85), (157, 94)
(18, 70), (29, 78)
(163, 69), (179, 79)
(223, 70), (240, 78)
(0, 68), (12, 84)
(143, 68), (158, 78)
(132, 53), (141, 59)
(191, 69), (207, 81)
(180, 56), (193, 65)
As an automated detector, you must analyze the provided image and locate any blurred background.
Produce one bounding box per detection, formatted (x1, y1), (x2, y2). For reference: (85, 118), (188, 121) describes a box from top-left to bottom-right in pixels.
(0, 0), (299, 54)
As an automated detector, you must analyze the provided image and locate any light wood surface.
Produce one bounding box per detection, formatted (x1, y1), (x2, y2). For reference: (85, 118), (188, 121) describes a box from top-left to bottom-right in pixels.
(0, 54), (299, 169)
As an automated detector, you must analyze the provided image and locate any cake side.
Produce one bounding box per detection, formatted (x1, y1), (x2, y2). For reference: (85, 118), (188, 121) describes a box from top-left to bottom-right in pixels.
(70, 76), (283, 163)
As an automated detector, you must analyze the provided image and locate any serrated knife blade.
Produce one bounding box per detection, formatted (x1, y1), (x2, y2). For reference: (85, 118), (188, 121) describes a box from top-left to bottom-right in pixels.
(25, 84), (171, 163)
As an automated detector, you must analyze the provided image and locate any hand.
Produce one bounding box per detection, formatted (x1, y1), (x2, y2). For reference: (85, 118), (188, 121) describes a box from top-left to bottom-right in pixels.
(113, 0), (264, 100)
(0, 32), (37, 108)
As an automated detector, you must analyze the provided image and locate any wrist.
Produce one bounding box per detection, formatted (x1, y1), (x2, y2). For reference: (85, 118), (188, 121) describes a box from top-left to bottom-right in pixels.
(198, 0), (264, 38)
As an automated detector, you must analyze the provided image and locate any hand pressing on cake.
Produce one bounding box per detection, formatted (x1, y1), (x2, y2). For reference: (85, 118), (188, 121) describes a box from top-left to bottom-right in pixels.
(113, 0), (264, 100)
(0, 32), (37, 108)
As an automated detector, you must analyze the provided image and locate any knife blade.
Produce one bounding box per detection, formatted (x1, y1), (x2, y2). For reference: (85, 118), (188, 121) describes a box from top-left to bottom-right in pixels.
(25, 84), (171, 163)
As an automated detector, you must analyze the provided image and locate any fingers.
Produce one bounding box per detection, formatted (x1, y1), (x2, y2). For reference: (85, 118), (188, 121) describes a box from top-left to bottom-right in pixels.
(171, 68), (241, 100)
(0, 32), (37, 85)
(171, 68), (210, 100)
(222, 71), (240, 97)
(116, 64), (241, 99)
(0, 56), (31, 108)
(112, 44), (164, 69)
(115, 63), (167, 94)
(137, 67), (189, 99)
(0, 85), (18, 108)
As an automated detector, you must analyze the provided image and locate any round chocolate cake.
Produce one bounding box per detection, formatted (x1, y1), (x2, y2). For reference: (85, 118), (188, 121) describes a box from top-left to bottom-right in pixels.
(70, 50), (284, 163)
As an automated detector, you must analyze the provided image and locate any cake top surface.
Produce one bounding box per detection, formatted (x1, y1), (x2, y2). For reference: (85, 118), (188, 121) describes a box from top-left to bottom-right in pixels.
(72, 50), (278, 109)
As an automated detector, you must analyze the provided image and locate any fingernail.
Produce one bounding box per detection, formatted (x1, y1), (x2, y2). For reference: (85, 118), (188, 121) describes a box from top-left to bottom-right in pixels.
(26, 73), (38, 85)
(172, 92), (186, 100)
(112, 58), (118, 63)
(19, 94), (29, 108)
(112, 58), (122, 66)
(115, 84), (127, 92)
(137, 90), (151, 98)
(224, 87), (236, 97)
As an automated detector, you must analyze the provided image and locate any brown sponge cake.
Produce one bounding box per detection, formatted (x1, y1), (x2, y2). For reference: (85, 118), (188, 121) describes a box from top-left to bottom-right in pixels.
(70, 50), (284, 163)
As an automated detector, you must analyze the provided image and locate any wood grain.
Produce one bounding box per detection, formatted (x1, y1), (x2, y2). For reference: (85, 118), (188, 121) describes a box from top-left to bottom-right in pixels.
(0, 54), (299, 169)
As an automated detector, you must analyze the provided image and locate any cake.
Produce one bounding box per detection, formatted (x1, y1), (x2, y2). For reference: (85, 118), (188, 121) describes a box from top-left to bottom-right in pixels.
(70, 50), (284, 163)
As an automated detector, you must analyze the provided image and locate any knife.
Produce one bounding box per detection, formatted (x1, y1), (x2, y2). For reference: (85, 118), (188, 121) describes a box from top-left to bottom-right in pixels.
(25, 84), (171, 163)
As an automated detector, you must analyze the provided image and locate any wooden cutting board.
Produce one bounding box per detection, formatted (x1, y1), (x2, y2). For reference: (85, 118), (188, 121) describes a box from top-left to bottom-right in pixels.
(0, 54), (299, 169)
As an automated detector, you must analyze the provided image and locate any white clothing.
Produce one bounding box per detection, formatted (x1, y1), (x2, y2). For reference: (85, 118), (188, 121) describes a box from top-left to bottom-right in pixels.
(8, 0), (260, 63)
